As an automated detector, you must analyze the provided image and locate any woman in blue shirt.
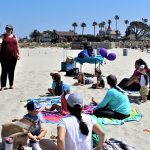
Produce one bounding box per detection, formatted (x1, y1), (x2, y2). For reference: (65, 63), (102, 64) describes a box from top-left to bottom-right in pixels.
(93, 74), (131, 120)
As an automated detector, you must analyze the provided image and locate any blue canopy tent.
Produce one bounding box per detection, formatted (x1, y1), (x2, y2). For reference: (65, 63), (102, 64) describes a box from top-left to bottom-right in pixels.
(74, 55), (104, 72)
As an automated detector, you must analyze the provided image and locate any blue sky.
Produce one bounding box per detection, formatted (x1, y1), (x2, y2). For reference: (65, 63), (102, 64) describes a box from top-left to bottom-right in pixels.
(0, 0), (150, 38)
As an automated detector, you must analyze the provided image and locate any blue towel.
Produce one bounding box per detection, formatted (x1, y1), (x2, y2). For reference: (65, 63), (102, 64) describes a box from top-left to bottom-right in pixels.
(26, 96), (61, 108)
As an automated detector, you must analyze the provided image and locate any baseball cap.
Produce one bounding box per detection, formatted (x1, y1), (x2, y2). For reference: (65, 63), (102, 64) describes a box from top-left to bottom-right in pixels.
(139, 65), (145, 69)
(6, 24), (13, 29)
(26, 101), (42, 112)
(66, 93), (83, 108)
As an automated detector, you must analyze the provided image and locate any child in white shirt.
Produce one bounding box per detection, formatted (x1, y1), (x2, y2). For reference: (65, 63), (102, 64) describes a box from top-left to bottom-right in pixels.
(139, 65), (149, 102)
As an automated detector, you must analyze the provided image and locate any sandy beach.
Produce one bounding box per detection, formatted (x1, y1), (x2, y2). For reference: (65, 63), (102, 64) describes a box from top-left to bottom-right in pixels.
(0, 47), (150, 149)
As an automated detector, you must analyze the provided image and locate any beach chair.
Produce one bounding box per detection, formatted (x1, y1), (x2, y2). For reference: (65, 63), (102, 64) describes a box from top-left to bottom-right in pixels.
(1, 118), (35, 149)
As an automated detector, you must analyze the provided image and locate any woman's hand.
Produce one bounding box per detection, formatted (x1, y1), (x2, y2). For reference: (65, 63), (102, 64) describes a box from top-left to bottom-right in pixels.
(32, 135), (38, 141)
(17, 53), (20, 60)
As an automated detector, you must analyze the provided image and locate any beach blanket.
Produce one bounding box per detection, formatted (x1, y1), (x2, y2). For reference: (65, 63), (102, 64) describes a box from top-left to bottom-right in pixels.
(21, 96), (61, 107)
(103, 138), (137, 150)
(22, 98), (142, 125)
(97, 108), (142, 125)
(41, 106), (142, 125)
(42, 105), (95, 123)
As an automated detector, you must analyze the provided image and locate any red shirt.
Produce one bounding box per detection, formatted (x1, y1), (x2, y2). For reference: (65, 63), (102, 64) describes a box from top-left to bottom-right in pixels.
(132, 69), (141, 77)
(0, 34), (18, 59)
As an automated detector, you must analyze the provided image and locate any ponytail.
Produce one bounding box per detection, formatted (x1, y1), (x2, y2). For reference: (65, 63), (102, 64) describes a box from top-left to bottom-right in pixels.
(67, 104), (89, 136)
(138, 58), (148, 69)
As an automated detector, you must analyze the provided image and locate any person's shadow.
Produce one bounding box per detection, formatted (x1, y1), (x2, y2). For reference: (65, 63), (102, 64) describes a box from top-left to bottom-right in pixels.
(39, 92), (53, 97)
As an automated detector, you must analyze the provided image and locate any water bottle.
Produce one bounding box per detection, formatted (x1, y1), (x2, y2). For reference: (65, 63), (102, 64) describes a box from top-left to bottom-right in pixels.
(5, 137), (13, 150)
(32, 140), (42, 150)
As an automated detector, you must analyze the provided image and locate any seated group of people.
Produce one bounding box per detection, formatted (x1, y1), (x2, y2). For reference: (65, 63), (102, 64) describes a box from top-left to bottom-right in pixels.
(16, 58), (149, 150)
(23, 73), (132, 150)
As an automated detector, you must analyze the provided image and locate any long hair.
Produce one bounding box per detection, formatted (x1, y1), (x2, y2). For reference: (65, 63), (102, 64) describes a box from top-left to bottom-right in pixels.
(135, 58), (148, 69)
(67, 104), (89, 136)
(78, 72), (85, 81)
(138, 58), (148, 69)
(50, 73), (61, 81)
(107, 74), (124, 93)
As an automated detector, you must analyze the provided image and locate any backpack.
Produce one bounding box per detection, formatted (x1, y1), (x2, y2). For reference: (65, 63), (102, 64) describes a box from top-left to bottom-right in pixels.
(54, 81), (63, 96)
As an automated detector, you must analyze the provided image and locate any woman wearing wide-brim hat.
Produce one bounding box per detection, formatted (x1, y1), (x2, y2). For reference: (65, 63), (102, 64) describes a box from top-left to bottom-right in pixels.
(0, 24), (20, 91)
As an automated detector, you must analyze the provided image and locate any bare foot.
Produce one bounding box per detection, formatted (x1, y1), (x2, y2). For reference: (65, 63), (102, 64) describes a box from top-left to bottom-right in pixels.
(9, 86), (14, 89)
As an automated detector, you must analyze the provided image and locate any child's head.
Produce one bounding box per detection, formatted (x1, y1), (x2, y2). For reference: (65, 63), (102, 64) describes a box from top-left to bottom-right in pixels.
(78, 72), (85, 79)
(26, 101), (41, 115)
(95, 69), (102, 76)
(50, 73), (61, 81)
(139, 65), (146, 74)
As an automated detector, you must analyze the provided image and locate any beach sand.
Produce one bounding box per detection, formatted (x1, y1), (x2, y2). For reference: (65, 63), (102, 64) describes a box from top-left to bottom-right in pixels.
(0, 47), (150, 149)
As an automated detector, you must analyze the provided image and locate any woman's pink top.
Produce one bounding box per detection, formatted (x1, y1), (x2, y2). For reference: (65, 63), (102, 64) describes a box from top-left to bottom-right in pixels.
(132, 69), (141, 78)
(0, 34), (18, 59)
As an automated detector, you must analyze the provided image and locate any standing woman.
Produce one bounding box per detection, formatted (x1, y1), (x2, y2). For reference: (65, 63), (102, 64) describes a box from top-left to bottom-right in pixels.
(0, 24), (20, 90)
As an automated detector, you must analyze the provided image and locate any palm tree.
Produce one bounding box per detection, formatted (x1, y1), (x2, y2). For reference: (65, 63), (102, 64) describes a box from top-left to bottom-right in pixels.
(102, 21), (106, 32)
(99, 23), (102, 32)
(108, 20), (112, 28)
(98, 22), (104, 36)
(72, 22), (78, 35)
(142, 18), (148, 24)
(81, 22), (86, 35)
(30, 29), (41, 42)
(124, 20), (129, 28)
(92, 21), (97, 36)
(114, 15), (119, 31)
(114, 15), (119, 40)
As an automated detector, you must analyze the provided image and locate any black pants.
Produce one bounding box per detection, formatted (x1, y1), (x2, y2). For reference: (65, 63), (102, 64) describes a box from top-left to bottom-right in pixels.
(118, 78), (140, 91)
(0, 58), (17, 87)
(93, 107), (130, 120)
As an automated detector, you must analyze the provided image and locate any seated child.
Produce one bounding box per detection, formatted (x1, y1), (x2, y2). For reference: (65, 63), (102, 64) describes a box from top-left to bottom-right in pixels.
(92, 69), (105, 89)
(139, 65), (149, 102)
(24, 101), (47, 147)
(48, 73), (63, 96)
(45, 84), (71, 115)
(73, 72), (93, 86)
